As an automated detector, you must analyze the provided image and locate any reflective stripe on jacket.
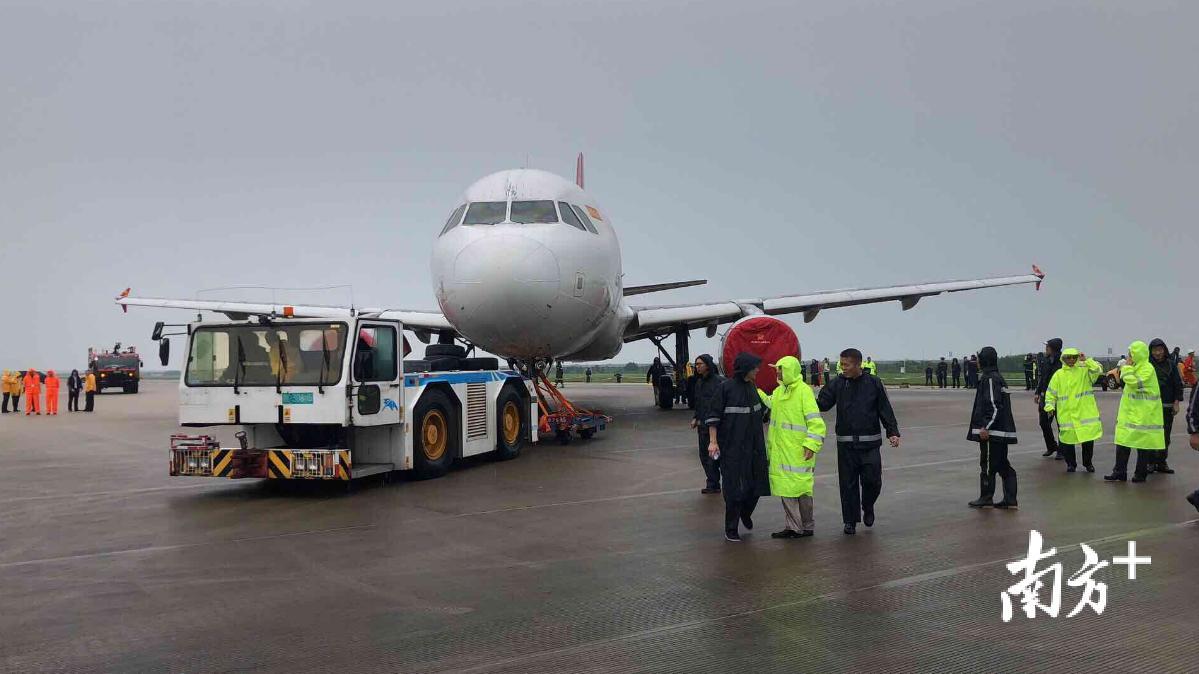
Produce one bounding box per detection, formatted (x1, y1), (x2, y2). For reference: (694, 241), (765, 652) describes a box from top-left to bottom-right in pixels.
(1116, 341), (1166, 450)
(1044, 357), (1103, 444)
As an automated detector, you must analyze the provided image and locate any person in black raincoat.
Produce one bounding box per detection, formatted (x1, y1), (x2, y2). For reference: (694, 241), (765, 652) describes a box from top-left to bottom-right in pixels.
(1149, 338), (1185, 474)
(706, 352), (769, 542)
(967, 347), (1018, 508)
(1035, 337), (1064, 458)
(690, 353), (724, 494)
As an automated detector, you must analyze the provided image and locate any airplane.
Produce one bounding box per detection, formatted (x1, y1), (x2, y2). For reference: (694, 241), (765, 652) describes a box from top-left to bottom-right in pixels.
(117, 155), (1044, 392)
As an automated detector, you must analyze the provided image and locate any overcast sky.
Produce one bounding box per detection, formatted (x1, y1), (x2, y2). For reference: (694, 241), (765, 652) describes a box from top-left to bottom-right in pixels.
(2, 0), (1196, 370)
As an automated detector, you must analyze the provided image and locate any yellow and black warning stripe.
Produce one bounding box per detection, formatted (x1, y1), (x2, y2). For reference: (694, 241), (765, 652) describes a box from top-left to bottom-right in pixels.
(336, 450), (351, 480)
(212, 449), (233, 477)
(267, 450), (292, 479)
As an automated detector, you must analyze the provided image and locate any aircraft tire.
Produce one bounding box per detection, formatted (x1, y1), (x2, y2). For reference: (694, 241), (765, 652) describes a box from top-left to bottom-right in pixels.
(657, 376), (674, 410)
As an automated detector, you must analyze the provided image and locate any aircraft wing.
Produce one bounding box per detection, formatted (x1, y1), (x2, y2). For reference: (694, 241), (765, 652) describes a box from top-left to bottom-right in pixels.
(115, 291), (454, 332)
(624, 267), (1044, 341)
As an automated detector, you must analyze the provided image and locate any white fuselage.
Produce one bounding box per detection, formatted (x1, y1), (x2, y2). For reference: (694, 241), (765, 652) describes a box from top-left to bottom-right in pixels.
(431, 169), (631, 361)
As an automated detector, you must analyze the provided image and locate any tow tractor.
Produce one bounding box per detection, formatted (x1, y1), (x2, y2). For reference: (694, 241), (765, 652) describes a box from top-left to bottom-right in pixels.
(154, 315), (606, 483)
(156, 316), (540, 482)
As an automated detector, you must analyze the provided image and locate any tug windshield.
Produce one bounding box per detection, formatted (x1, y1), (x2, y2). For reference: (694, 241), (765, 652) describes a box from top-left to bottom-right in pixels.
(186, 323), (347, 387)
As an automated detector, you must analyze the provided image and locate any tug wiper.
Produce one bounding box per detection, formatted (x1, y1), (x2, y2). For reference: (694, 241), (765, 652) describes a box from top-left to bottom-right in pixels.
(317, 331), (330, 395)
(233, 335), (246, 395)
(275, 334), (288, 394)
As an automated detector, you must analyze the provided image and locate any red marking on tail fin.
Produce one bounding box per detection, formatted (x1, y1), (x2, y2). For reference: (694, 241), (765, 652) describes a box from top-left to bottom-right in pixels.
(576, 152), (584, 189)
(1032, 264), (1045, 291)
(118, 287), (130, 313)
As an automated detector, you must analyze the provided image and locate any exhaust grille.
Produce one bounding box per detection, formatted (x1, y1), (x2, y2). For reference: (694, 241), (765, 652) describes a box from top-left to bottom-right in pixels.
(466, 383), (488, 439)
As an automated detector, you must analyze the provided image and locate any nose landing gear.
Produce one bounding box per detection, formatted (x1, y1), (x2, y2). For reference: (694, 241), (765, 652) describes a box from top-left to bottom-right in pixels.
(523, 361), (609, 444)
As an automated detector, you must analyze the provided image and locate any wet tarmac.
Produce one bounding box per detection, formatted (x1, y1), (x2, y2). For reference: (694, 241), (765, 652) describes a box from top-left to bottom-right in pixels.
(2, 381), (1197, 673)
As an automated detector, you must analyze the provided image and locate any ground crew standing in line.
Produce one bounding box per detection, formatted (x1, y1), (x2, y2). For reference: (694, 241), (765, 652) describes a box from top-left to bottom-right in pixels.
(1148, 338), (1184, 474)
(925, 364), (934, 386)
(67, 369), (83, 412)
(555, 361), (564, 387)
(84, 369), (97, 412)
(1185, 384), (1199, 512)
(23, 369), (42, 416)
(823, 358), (833, 385)
(1035, 338), (1064, 459)
(1, 370), (13, 413)
(706, 352), (769, 542)
(937, 358), (948, 388)
(967, 347), (1018, 508)
(759, 356), (825, 538)
(690, 354), (724, 494)
(1105, 340), (1166, 483)
(1023, 353), (1036, 390)
(951, 358), (962, 388)
(44, 370), (60, 416)
(810, 358), (821, 386)
(864, 357), (877, 376)
(1182, 349), (1196, 388)
(1044, 348), (1102, 473)
(817, 348), (901, 535)
(12, 371), (24, 413)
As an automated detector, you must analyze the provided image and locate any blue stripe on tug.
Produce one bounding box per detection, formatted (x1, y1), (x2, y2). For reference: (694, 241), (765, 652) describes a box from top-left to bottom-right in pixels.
(403, 370), (523, 388)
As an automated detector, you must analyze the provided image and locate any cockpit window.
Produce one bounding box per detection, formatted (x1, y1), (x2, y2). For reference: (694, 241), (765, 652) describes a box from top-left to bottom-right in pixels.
(441, 203), (466, 235)
(569, 204), (599, 234)
(463, 201), (507, 225)
(510, 200), (559, 224)
(558, 202), (587, 231)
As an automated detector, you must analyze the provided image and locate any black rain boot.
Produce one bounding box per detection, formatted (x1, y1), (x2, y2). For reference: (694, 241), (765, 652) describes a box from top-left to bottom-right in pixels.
(1105, 446), (1131, 482)
(996, 473), (1017, 508)
(1187, 490), (1199, 513)
(969, 473), (994, 507)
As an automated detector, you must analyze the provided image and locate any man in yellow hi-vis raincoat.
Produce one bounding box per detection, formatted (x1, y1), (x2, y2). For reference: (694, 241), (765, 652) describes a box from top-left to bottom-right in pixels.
(760, 356), (826, 538)
(1043, 348), (1103, 473)
(1105, 340), (1166, 482)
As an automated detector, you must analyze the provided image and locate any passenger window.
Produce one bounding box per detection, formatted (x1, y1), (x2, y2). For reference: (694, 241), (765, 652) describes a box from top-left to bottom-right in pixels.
(463, 201), (507, 225)
(510, 200), (559, 224)
(441, 204), (466, 235)
(558, 201), (587, 231)
(355, 326), (398, 382)
(569, 204), (599, 234)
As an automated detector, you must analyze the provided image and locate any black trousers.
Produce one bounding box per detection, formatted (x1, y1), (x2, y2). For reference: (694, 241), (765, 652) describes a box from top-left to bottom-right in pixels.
(68, 390), (80, 411)
(697, 429), (721, 489)
(1038, 407), (1058, 455)
(1, 392), (8, 412)
(978, 441), (1017, 502)
(1161, 410), (1174, 463)
(84, 392), (95, 412)
(1024, 371), (1035, 390)
(1058, 440), (1094, 468)
(925, 374), (933, 385)
(937, 373), (946, 388)
(952, 373), (961, 388)
(837, 443), (882, 524)
(724, 493), (759, 533)
(1112, 445), (1155, 477)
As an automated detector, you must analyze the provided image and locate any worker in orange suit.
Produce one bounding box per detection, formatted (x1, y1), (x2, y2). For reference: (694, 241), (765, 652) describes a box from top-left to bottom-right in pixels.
(23, 368), (42, 416)
(44, 370), (61, 415)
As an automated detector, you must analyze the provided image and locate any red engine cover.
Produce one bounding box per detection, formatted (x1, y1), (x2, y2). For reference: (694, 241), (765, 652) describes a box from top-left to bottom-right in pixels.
(720, 316), (800, 394)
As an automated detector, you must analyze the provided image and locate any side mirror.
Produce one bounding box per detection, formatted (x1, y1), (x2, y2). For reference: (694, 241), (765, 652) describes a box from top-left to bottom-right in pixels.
(152, 321), (165, 341)
(159, 339), (170, 367)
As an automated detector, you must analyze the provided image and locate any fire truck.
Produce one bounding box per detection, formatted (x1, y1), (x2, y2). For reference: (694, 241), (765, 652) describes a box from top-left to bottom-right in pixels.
(88, 343), (143, 393)
(156, 316), (547, 482)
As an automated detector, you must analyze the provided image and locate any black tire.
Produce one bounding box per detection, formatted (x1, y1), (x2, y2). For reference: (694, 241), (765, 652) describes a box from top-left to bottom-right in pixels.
(425, 344), (467, 360)
(129, 383), (139, 394)
(656, 375), (674, 410)
(412, 389), (457, 479)
(429, 357), (461, 372)
(556, 429), (572, 445)
(579, 428), (595, 440)
(460, 357), (500, 371)
(494, 386), (527, 460)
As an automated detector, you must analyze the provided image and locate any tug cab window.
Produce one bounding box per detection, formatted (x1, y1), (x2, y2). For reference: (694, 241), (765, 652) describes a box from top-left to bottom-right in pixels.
(354, 326), (397, 382)
(569, 204), (599, 234)
(440, 203), (467, 235)
(558, 201), (587, 231)
(463, 201), (507, 225)
(510, 200), (559, 224)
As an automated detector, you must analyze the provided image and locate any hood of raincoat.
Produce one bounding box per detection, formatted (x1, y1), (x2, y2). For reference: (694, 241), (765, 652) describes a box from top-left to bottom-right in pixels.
(1059, 347), (1082, 369)
(46, 370), (57, 379)
(771, 356), (803, 399)
(1148, 338), (1169, 361)
(732, 352), (762, 379)
(696, 353), (717, 379)
(1128, 340), (1149, 366)
(978, 346), (999, 371)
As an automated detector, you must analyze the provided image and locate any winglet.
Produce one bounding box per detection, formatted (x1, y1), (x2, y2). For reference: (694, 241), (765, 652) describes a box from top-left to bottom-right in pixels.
(576, 152), (584, 189)
(1032, 264), (1045, 291)
(117, 287), (131, 313)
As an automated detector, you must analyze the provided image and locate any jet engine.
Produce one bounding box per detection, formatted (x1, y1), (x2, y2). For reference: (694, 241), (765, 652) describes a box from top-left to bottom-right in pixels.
(720, 315), (800, 394)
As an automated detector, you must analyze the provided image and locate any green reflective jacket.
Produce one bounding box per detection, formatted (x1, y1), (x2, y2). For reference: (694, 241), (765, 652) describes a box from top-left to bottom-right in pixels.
(759, 356), (826, 497)
(1044, 351), (1103, 444)
(1115, 341), (1166, 450)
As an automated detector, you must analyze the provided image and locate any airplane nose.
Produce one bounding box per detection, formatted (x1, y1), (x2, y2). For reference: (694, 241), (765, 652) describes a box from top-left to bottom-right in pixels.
(440, 233), (564, 354)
